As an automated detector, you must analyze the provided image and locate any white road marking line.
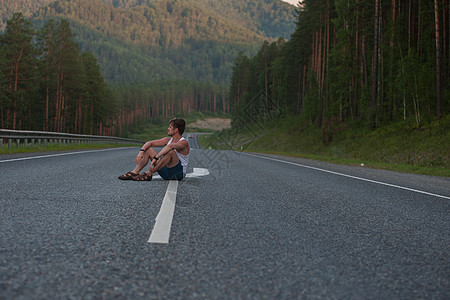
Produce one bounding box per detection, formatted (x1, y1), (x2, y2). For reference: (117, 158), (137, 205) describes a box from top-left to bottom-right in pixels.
(147, 168), (210, 244)
(148, 180), (179, 244)
(186, 168), (210, 178)
(0, 147), (131, 163)
(242, 152), (450, 200)
(151, 168), (209, 180)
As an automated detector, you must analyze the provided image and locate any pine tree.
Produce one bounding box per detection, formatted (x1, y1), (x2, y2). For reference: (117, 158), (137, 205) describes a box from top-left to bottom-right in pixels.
(36, 19), (56, 131)
(52, 19), (83, 132)
(0, 13), (39, 130)
(434, 0), (442, 120)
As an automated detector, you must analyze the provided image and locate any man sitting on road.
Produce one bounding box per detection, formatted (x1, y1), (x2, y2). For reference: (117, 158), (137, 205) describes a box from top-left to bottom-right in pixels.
(118, 118), (190, 181)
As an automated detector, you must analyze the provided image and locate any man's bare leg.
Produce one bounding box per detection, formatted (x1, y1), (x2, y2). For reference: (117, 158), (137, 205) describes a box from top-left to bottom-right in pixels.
(133, 150), (179, 181)
(132, 147), (158, 174)
(148, 150), (179, 176)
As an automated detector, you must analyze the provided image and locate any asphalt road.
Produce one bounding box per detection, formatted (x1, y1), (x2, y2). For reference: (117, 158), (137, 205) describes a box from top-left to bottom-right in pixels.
(0, 135), (449, 299)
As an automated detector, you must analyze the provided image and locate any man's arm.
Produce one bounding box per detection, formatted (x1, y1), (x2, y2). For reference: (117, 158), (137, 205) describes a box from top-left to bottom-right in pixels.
(135, 137), (170, 164)
(141, 137), (171, 151)
(154, 139), (188, 159)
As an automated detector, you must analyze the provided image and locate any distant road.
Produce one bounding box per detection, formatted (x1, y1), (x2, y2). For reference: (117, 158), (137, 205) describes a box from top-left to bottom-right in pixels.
(0, 135), (449, 299)
(185, 132), (201, 149)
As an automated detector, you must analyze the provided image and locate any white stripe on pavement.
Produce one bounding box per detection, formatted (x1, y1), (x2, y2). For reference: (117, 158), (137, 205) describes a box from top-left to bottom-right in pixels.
(148, 180), (179, 244)
(242, 152), (450, 200)
(186, 168), (210, 178)
(147, 168), (210, 244)
(0, 147), (132, 163)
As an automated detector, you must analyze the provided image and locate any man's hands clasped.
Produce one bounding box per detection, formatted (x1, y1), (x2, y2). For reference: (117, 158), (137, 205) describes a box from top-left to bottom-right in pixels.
(135, 151), (144, 164)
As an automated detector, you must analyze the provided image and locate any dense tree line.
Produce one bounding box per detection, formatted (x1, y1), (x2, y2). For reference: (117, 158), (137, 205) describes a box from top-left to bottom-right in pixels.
(230, 0), (449, 135)
(0, 13), (228, 135)
(0, 13), (115, 134)
(113, 81), (229, 136)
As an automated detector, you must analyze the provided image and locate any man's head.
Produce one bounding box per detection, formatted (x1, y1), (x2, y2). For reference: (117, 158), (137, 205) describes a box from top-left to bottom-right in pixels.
(169, 118), (186, 136)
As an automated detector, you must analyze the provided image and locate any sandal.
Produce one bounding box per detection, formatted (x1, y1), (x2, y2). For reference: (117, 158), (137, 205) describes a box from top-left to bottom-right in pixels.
(133, 172), (152, 181)
(118, 171), (138, 180)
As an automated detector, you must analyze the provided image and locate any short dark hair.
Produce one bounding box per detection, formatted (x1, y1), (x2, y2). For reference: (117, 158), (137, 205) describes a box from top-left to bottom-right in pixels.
(170, 118), (186, 135)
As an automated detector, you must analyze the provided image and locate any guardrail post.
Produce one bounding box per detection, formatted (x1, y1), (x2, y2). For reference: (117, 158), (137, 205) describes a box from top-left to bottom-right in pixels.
(0, 138), (2, 150)
(9, 139), (12, 150)
(16, 139), (20, 148)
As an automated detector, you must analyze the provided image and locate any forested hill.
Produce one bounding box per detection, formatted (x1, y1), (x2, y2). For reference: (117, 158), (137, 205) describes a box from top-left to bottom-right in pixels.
(36, 0), (267, 46)
(1, 0), (297, 137)
(0, 0), (56, 31)
(1, 0), (295, 39)
(1, 0), (296, 84)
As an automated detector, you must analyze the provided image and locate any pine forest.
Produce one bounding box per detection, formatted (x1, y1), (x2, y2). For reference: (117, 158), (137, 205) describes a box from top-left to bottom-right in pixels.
(0, 0), (448, 139)
(230, 0), (449, 132)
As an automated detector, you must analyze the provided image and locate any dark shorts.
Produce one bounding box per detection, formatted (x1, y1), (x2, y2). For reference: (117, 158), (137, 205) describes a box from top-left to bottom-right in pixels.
(157, 161), (185, 180)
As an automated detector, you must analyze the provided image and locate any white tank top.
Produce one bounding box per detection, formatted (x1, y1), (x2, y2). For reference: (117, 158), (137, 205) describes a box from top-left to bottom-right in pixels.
(168, 137), (189, 175)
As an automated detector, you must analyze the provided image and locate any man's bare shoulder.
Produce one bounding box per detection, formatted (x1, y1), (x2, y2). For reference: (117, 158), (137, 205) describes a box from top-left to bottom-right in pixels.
(171, 137), (189, 152)
(180, 138), (190, 148)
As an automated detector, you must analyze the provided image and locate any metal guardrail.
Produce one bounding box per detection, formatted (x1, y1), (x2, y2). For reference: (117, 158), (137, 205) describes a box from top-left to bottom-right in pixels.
(0, 129), (144, 150)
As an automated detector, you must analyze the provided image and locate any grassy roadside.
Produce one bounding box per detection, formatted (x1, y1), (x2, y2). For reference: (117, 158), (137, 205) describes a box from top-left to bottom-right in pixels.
(4, 113), (447, 177)
(201, 115), (450, 177)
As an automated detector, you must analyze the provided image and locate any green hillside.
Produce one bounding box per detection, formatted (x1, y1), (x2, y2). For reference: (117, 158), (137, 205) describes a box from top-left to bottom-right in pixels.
(176, 0), (296, 39)
(2, 0), (296, 84)
(33, 0), (265, 84)
(1, 0), (295, 38)
(0, 0), (55, 30)
(0, 1), (296, 136)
